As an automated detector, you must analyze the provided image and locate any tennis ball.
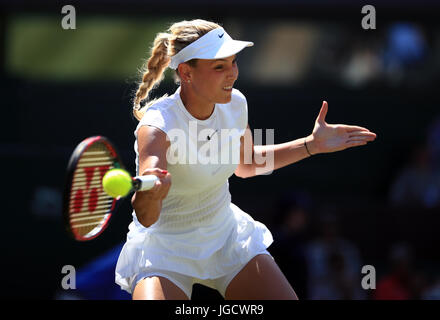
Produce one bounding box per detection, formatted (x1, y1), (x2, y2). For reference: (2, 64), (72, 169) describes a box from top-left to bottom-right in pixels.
(102, 168), (133, 198)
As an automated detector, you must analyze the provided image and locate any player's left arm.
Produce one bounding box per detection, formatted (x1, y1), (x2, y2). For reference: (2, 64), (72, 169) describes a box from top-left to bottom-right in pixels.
(234, 124), (312, 178)
(234, 101), (377, 178)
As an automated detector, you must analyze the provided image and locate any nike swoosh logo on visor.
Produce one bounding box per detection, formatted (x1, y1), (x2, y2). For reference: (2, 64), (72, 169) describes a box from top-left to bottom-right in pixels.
(218, 33), (224, 38)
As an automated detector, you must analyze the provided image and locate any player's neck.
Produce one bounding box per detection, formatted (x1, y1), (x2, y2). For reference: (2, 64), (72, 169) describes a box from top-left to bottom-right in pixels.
(180, 86), (215, 120)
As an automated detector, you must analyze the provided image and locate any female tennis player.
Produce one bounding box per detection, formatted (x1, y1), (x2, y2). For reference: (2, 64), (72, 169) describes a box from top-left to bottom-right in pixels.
(115, 19), (377, 300)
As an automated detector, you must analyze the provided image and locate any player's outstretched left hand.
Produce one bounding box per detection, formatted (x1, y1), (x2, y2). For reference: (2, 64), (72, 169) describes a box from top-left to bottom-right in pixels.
(307, 101), (377, 155)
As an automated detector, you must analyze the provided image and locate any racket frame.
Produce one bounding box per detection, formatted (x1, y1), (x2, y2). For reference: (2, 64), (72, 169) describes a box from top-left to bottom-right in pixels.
(62, 136), (124, 241)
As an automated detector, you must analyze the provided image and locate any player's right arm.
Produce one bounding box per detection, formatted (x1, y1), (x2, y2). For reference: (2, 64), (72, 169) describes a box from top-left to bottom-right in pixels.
(131, 125), (171, 228)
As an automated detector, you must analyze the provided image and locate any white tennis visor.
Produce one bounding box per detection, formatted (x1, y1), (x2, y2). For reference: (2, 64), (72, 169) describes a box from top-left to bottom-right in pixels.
(169, 27), (254, 70)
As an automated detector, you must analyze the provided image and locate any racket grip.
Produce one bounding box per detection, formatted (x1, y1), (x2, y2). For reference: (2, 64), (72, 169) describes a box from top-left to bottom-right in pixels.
(132, 175), (159, 192)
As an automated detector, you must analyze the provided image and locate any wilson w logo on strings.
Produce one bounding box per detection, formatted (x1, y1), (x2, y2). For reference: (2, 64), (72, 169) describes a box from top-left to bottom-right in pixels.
(71, 165), (110, 213)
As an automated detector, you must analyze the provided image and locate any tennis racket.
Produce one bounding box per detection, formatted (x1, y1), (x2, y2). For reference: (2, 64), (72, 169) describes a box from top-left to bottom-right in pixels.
(62, 136), (158, 241)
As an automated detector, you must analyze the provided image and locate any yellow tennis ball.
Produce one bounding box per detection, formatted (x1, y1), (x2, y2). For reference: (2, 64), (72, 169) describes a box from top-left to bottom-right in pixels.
(102, 168), (133, 198)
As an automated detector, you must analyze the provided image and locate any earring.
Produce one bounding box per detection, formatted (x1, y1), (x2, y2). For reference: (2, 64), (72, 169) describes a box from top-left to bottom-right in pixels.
(187, 80), (191, 83)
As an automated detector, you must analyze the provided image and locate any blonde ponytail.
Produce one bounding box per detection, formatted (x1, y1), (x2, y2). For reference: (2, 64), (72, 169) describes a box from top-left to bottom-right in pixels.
(133, 33), (171, 121)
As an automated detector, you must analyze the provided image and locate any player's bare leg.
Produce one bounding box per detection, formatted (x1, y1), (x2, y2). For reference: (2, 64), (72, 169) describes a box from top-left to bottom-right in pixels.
(132, 276), (189, 300)
(225, 254), (299, 300)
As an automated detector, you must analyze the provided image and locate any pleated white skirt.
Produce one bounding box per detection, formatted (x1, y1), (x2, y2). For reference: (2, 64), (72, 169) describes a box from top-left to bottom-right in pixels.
(115, 198), (273, 294)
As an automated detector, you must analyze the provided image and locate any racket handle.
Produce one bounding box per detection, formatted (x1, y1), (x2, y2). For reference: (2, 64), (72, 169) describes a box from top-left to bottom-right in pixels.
(132, 175), (159, 192)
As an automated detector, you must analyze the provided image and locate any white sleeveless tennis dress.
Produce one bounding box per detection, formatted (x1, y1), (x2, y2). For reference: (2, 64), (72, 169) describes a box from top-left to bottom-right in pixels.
(115, 87), (273, 297)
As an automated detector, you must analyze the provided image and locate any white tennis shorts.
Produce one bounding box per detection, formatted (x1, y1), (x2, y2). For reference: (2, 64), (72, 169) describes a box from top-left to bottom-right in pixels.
(132, 250), (272, 298)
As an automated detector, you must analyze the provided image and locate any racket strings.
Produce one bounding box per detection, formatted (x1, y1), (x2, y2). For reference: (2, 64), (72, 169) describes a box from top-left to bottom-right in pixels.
(69, 142), (116, 239)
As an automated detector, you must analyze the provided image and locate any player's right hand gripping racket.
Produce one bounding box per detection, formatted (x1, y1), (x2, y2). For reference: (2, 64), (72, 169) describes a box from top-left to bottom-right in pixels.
(63, 136), (158, 241)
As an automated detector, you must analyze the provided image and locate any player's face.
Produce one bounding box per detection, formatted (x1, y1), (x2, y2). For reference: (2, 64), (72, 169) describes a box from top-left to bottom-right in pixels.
(189, 55), (238, 104)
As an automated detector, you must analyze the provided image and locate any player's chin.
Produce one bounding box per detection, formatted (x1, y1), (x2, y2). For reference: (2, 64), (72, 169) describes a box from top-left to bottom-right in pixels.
(218, 90), (233, 104)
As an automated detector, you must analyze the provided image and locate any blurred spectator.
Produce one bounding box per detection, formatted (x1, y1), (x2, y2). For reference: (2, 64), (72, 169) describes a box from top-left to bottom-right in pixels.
(269, 191), (312, 299)
(382, 23), (428, 86)
(389, 143), (440, 208)
(305, 210), (365, 300)
(422, 276), (440, 300)
(342, 45), (381, 87)
(373, 243), (426, 300)
(385, 24), (426, 65)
